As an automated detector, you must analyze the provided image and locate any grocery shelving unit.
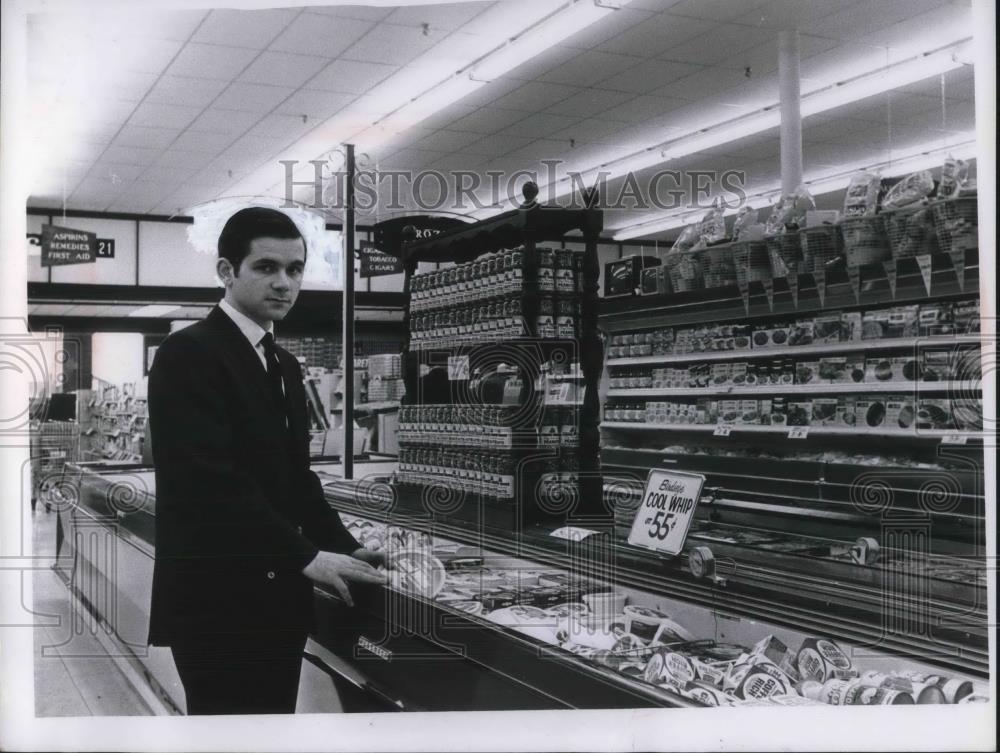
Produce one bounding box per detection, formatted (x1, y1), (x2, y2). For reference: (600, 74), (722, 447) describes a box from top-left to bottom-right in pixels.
(596, 239), (987, 680)
(384, 183), (607, 532)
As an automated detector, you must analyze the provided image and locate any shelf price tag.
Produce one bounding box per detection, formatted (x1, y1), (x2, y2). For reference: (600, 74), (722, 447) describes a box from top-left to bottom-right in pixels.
(788, 427), (809, 439)
(940, 434), (968, 445)
(447, 355), (469, 381)
(713, 424), (733, 437)
(627, 469), (705, 557)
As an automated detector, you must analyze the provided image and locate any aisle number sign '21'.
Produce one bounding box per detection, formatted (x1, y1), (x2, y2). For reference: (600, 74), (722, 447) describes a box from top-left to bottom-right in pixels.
(627, 469), (705, 556)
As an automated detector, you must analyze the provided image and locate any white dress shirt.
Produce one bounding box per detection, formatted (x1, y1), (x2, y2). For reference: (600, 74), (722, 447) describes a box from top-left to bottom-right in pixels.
(219, 298), (272, 372)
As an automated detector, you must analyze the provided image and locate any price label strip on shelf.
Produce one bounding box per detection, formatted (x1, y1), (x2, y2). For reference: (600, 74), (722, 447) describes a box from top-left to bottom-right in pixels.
(940, 434), (968, 445)
(627, 469), (705, 557)
(787, 427), (809, 439)
(713, 424), (733, 437)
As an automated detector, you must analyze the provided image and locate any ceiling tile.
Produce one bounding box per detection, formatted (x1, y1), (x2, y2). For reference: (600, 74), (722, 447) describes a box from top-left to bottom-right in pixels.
(596, 13), (715, 57)
(802, 0), (954, 40)
(275, 89), (356, 121)
(171, 129), (237, 153)
(192, 7), (300, 49)
(145, 75), (230, 108)
(665, 23), (776, 67)
(89, 162), (149, 183)
(166, 43), (260, 81)
(668, 0), (769, 22)
(113, 125), (181, 150)
(305, 6), (394, 22)
(458, 78), (523, 109)
(544, 88), (636, 118)
(550, 117), (632, 145)
(415, 104), (478, 133)
(128, 102), (203, 130)
(385, 3), (490, 31)
(559, 7), (657, 51)
(458, 134), (535, 157)
(105, 37), (184, 75)
(341, 23), (440, 66)
(856, 4), (973, 49)
(307, 59), (398, 94)
(410, 129), (485, 152)
(596, 59), (704, 94)
(490, 81), (581, 112)
(100, 70), (161, 102)
(214, 82), (296, 112)
(98, 145), (162, 167)
(115, 9), (209, 42)
(270, 13), (375, 58)
(449, 107), (534, 135)
(652, 66), (749, 100)
(238, 51), (331, 88)
(220, 134), (287, 160)
(614, 94), (688, 121)
(247, 112), (315, 141)
(153, 149), (213, 168)
(188, 108), (262, 136)
(496, 113), (581, 139)
(538, 51), (645, 88)
(380, 147), (446, 171)
(735, 0), (855, 27)
(499, 43), (583, 81)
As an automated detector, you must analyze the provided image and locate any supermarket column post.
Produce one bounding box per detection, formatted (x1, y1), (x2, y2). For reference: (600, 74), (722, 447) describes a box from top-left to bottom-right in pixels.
(343, 144), (355, 479)
(778, 29), (803, 193)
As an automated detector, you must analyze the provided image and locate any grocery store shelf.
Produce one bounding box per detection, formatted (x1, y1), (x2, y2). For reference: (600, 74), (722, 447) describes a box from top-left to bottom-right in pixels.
(606, 381), (981, 398)
(607, 335), (983, 366)
(601, 422), (982, 439)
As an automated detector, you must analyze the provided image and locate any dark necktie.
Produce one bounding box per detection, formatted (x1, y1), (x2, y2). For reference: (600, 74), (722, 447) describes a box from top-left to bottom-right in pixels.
(260, 332), (287, 416)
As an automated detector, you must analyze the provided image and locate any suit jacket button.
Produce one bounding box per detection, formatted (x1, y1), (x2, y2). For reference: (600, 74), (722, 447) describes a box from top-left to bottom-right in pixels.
(267, 571), (276, 580)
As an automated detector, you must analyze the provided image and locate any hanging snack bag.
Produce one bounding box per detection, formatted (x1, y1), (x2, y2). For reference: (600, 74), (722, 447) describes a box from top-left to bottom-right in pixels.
(843, 171), (882, 217)
(765, 186), (815, 235)
(699, 199), (727, 246)
(938, 155), (969, 200)
(732, 206), (761, 241)
(669, 224), (701, 255)
(882, 170), (935, 210)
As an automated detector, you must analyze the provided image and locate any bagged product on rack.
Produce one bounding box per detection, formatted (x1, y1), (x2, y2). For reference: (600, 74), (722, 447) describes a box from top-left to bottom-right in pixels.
(732, 206), (759, 241)
(937, 155), (969, 200)
(864, 355), (894, 383)
(765, 186), (815, 235)
(795, 361), (819, 385)
(916, 398), (953, 430)
(885, 394), (916, 429)
(952, 300), (981, 333)
(882, 171), (935, 209)
(812, 313), (843, 343)
(836, 396), (859, 427)
(811, 398), (838, 426)
(843, 171), (882, 217)
(697, 200), (727, 247)
(669, 224), (700, 254)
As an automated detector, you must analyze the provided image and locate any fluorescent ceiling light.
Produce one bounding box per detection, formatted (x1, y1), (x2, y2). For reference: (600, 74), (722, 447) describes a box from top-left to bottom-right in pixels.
(128, 304), (181, 318)
(473, 37), (973, 220)
(470, 0), (619, 82)
(225, 0), (625, 203)
(610, 136), (977, 240)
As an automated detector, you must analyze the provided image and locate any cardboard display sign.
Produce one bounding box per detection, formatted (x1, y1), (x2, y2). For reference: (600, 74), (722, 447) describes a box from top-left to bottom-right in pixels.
(627, 469), (706, 556)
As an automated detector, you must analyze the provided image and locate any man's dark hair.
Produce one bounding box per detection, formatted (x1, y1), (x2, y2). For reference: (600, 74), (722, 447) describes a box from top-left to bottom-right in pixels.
(218, 207), (306, 272)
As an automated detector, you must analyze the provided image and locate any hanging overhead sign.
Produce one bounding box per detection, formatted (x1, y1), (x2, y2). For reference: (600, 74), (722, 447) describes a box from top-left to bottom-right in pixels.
(39, 225), (98, 266)
(30, 232), (114, 260)
(358, 215), (469, 277)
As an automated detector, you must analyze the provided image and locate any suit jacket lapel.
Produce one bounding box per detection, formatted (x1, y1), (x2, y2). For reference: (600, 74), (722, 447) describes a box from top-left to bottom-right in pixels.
(204, 307), (285, 430)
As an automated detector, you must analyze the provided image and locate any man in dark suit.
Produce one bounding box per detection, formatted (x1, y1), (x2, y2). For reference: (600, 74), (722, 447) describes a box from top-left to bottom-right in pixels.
(147, 207), (385, 715)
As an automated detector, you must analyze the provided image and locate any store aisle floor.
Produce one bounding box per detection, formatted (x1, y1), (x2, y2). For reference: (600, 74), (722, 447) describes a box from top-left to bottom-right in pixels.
(32, 508), (152, 717)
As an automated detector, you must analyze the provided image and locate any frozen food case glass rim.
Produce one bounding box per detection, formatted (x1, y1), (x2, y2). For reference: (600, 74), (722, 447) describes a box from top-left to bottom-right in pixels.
(325, 509), (986, 710)
(324, 487), (989, 681)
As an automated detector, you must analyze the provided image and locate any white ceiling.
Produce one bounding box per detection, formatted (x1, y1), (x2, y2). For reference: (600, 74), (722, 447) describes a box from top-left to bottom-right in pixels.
(24, 0), (978, 240)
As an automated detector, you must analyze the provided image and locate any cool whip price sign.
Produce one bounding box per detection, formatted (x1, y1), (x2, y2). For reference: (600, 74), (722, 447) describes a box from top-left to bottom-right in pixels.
(627, 469), (705, 556)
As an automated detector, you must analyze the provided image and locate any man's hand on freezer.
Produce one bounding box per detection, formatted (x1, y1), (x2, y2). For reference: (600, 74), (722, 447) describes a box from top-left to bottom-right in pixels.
(302, 551), (387, 606)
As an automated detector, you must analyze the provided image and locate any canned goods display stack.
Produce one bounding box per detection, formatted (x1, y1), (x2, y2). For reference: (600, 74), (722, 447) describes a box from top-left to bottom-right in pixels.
(408, 246), (583, 348)
(390, 186), (606, 529)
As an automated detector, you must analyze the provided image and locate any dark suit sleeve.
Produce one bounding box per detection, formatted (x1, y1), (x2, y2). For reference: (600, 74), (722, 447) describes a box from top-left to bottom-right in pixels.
(288, 359), (361, 555)
(149, 333), (319, 574)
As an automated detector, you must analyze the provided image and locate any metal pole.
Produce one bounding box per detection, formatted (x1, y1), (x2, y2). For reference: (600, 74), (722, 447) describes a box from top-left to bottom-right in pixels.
(778, 29), (803, 195)
(342, 144), (355, 479)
